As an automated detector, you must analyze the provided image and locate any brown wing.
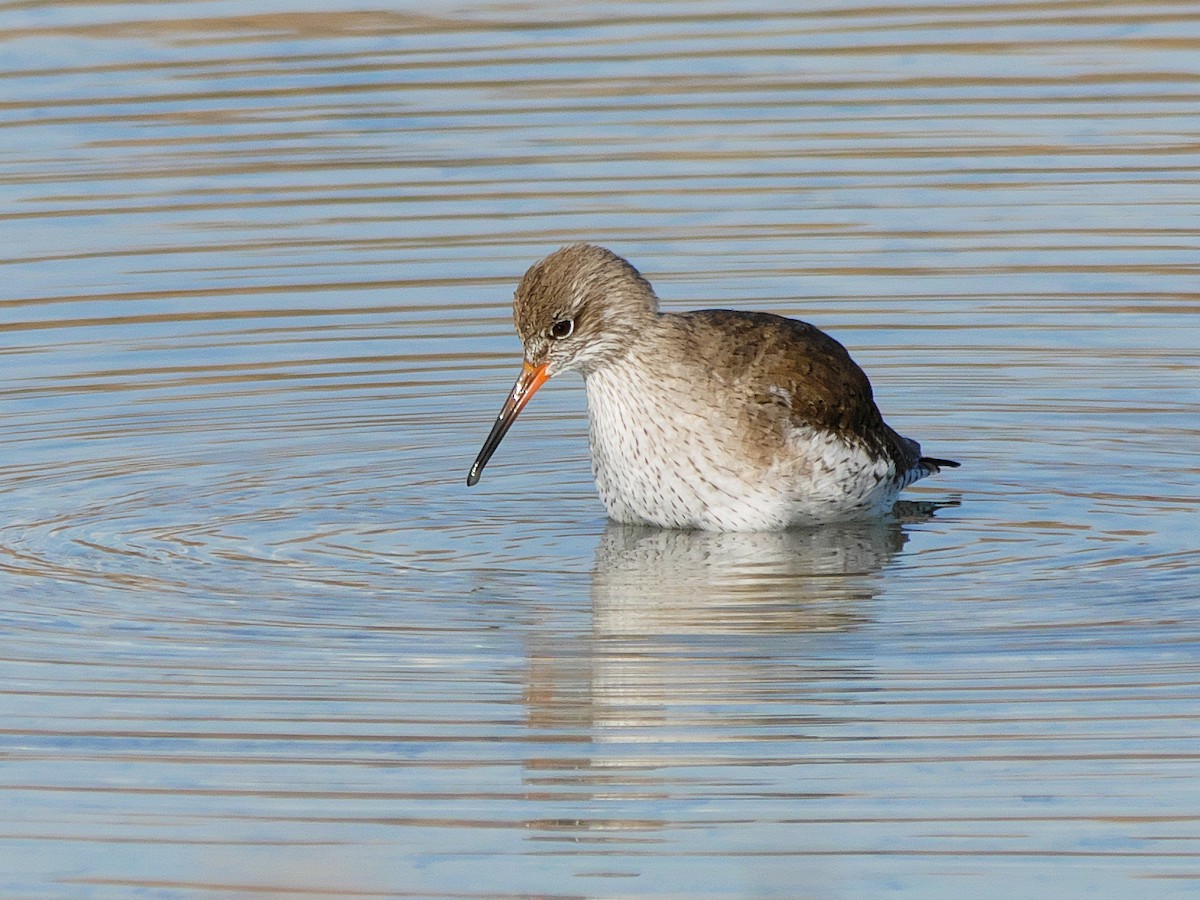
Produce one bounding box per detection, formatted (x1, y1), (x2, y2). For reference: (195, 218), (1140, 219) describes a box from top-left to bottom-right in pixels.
(676, 309), (921, 473)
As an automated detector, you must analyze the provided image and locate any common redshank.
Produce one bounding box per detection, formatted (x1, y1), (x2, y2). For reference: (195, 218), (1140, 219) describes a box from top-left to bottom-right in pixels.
(467, 244), (958, 531)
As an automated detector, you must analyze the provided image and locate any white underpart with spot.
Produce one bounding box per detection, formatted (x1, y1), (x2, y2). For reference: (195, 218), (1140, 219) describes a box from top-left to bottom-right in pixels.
(584, 358), (903, 531)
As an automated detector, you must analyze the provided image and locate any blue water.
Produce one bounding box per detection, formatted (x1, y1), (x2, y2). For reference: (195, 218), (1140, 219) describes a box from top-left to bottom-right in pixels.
(1, 1), (1198, 896)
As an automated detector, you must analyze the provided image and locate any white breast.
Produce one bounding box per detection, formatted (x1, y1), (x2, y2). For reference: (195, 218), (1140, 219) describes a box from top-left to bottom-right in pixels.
(582, 360), (902, 531)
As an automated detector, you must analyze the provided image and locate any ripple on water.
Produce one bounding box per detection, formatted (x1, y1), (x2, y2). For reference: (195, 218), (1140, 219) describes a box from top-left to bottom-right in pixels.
(3, 0), (1200, 896)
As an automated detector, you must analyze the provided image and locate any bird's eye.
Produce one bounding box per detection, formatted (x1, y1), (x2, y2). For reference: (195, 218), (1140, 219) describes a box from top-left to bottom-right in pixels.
(549, 319), (574, 340)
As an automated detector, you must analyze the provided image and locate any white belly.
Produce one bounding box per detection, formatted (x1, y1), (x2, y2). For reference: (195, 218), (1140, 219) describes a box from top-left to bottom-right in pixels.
(583, 365), (900, 531)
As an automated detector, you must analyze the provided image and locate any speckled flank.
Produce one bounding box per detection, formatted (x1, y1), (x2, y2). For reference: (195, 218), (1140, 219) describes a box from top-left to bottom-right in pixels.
(470, 243), (958, 531)
(586, 351), (905, 531)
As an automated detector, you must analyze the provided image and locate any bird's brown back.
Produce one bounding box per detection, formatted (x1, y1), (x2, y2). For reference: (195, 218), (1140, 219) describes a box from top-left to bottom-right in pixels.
(666, 309), (920, 474)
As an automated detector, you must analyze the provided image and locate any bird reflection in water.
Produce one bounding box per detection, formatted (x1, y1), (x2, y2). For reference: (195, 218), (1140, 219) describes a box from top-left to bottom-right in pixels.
(588, 500), (951, 636)
(521, 501), (956, 839)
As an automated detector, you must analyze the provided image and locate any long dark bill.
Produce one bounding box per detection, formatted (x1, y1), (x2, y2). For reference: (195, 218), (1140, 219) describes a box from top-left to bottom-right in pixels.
(466, 361), (550, 486)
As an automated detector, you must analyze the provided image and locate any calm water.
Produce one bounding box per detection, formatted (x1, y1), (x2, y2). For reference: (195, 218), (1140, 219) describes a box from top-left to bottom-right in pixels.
(2, 1), (1198, 896)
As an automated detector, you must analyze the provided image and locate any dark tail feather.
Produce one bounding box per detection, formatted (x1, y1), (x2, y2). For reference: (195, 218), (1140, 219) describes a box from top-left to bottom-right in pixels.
(920, 456), (960, 474)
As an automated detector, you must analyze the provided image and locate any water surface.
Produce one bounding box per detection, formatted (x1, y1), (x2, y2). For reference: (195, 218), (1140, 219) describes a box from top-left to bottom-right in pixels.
(1, 1), (1198, 896)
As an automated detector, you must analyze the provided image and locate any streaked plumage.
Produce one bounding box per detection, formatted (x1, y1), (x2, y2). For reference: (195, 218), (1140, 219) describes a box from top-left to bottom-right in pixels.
(468, 244), (958, 531)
